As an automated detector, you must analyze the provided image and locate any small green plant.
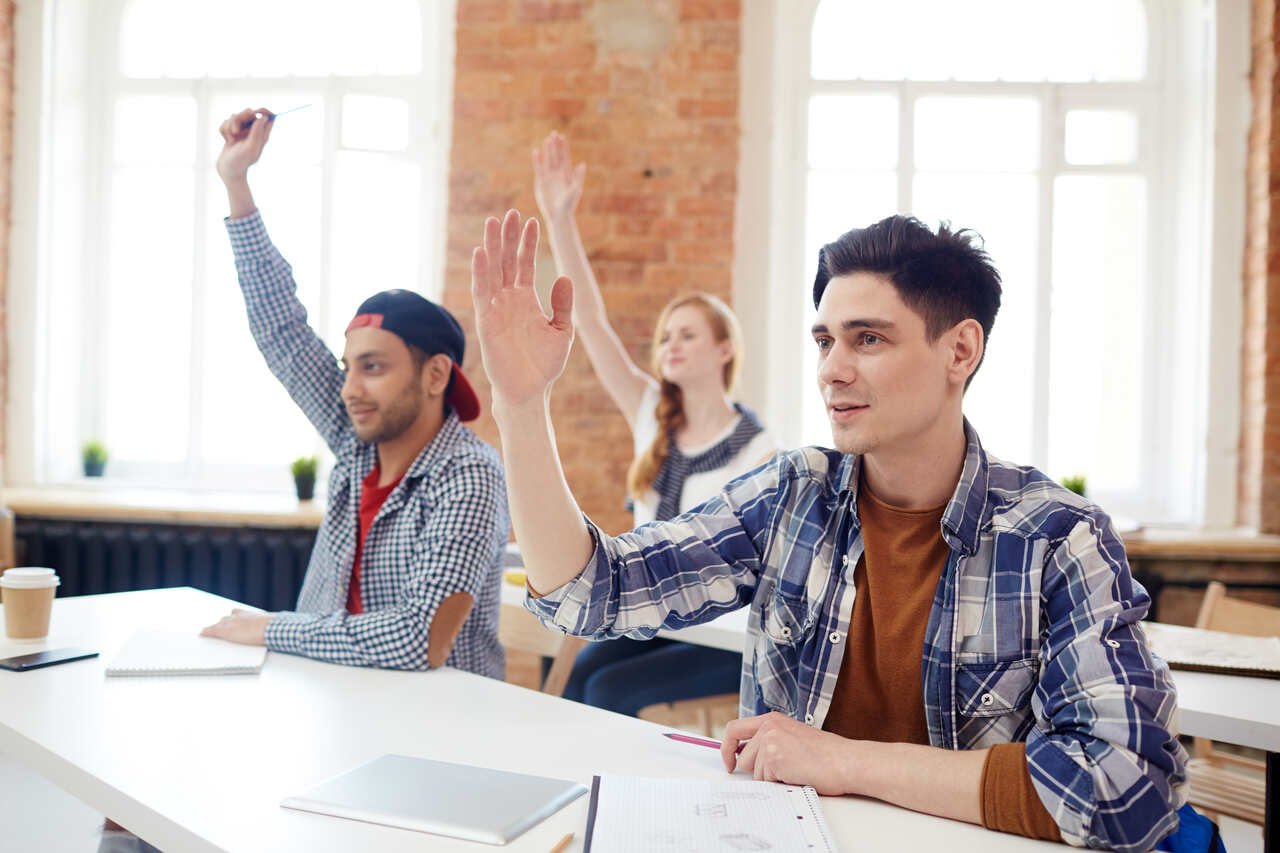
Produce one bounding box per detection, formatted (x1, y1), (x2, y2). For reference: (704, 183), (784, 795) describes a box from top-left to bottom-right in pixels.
(291, 455), (319, 500)
(1061, 473), (1087, 497)
(290, 456), (318, 479)
(82, 439), (109, 477)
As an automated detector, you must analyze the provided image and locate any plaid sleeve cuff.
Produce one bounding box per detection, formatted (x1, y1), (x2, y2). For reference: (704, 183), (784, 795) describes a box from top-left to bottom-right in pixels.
(522, 518), (612, 636)
(223, 208), (277, 259)
(263, 611), (310, 654)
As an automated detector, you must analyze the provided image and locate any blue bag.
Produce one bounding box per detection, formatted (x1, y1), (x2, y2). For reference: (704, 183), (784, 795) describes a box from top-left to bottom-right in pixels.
(1154, 804), (1227, 853)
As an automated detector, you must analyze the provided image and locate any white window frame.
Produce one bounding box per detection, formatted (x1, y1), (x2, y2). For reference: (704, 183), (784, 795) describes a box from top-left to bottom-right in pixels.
(6, 0), (459, 493)
(733, 0), (1247, 526)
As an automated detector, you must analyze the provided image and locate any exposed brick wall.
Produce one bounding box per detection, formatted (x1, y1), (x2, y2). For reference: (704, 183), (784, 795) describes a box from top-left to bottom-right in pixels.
(0, 1), (11, 487)
(444, 0), (742, 534)
(1241, 0), (1280, 532)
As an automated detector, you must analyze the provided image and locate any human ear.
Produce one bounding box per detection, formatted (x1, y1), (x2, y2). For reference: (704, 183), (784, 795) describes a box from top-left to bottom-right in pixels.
(948, 319), (984, 386)
(423, 354), (453, 397)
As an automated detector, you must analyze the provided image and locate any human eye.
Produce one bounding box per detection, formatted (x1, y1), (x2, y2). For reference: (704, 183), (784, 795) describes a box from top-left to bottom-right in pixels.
(859, 332), (882, 347)
(814, 336), (832, 351)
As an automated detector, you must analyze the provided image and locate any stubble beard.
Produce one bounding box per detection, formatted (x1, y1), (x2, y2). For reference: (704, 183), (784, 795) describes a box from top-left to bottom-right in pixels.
(353, 383), (424, 445)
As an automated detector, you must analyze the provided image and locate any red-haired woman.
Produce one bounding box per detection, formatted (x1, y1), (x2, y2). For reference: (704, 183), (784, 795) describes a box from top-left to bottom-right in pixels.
(532, 131), (778, 715)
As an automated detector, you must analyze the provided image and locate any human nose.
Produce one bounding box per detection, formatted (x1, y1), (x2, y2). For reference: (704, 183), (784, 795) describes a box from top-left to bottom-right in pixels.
(341, 368), (360, 403)
(817, 342), (854, 388)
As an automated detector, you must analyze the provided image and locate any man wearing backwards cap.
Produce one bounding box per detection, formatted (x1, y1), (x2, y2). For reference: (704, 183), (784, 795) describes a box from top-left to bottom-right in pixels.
(200, 107), (508, 676)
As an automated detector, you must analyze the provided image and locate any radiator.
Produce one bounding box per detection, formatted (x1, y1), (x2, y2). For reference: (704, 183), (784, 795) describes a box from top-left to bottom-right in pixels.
(13, 518), (315, 612)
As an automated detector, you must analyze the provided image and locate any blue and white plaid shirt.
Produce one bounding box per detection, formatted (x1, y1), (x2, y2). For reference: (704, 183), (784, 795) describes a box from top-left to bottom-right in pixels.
(227, 211), (508, 678)
(528, 423), (1188, 851)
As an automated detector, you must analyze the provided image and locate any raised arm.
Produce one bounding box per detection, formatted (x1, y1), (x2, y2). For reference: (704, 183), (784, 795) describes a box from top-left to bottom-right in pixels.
(533, 132), (654, 427)
(216, 107), (350, 452)
(470, 210), (594, 594)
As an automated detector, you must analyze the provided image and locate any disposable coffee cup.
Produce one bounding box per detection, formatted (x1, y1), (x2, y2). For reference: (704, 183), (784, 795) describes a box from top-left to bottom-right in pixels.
(1, 567), (61, 641)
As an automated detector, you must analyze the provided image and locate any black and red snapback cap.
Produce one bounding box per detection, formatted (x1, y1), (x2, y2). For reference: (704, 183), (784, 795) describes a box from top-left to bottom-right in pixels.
(346, 289), (481, 422)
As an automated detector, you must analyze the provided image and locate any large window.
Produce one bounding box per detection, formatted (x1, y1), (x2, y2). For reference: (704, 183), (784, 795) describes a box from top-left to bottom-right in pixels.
(23, 0), (453, 492)
(771, 0), (1232, 524)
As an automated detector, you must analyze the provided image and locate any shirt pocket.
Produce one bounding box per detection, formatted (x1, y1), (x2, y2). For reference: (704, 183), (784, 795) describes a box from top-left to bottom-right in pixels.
(752, 593), (816, 716)
(955, 657), (1038, 718)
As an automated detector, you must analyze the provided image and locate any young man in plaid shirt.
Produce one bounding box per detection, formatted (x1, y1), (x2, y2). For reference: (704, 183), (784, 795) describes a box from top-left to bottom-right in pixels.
(198, 108), (508, 677)
(469, 209), (1190, 851)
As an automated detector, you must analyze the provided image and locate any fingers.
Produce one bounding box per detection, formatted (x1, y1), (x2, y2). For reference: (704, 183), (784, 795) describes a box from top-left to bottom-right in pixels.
(483, 216), (504, 294)
(548, 276), (574, 331)
(551, 131), (569, 174)
(500, 209), (520, 288)
(515, 218), (538, 289)
(573, 161), (586, 190)
(471, 246), (491, 308)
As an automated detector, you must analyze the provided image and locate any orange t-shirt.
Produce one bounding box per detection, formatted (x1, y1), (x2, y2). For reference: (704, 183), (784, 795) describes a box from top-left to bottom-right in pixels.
(822, 478), (1061, 842)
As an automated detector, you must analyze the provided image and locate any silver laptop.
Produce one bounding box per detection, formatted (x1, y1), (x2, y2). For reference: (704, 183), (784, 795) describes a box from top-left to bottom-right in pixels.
(281, 754), (588, 845)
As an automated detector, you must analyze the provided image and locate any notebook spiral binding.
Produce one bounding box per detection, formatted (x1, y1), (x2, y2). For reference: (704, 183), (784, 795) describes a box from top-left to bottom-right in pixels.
(793, 786), (839, 852)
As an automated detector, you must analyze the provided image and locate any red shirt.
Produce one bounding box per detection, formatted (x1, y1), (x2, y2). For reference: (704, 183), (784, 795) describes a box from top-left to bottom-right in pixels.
(347, 464), (404, 615)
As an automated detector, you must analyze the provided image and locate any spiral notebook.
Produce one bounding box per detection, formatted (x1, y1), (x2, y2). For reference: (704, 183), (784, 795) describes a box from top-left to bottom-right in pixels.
(584, 776), (837, 853)
(105, 629), (267, 676)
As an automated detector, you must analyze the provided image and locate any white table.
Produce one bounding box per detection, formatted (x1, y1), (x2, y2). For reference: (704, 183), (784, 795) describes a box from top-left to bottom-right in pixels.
(602, 589), (1280, 851)
(0, 588), (1061, 853)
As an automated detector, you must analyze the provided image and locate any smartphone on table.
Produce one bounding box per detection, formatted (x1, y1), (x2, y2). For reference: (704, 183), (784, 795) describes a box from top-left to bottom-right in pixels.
(0, 647), (98, 671)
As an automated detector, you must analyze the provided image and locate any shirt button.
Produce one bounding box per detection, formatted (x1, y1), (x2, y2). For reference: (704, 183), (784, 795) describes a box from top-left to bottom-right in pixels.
(805, 713), (815, 724)
(1106, 639), (1120, 649)
(828, 631), (842, 644)
(780, 626), (792, 638)
(980, 693), (995, 707)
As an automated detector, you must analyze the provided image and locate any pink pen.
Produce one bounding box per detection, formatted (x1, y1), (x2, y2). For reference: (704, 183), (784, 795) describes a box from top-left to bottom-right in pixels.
(663, 731), (747, 754)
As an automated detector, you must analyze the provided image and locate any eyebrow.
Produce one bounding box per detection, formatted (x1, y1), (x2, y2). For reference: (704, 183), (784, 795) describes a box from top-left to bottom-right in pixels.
(810, 318), (898, 336)
(340, 350), (387, 367)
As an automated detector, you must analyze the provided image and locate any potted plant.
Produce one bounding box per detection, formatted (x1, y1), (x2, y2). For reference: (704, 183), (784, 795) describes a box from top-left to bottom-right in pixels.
(291, 456), (319, 501)
(82, 439), (109, 477)
(1061, 473), (1087, 497)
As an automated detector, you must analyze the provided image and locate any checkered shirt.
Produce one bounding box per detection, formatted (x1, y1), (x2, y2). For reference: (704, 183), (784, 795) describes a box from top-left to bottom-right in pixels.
(226, 210), (508, 678)
(527, 422), (1188, 851)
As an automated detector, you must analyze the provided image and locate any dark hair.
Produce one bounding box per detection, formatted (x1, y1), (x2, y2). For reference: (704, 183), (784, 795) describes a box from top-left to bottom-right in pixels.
(812, 215), (1002, 386)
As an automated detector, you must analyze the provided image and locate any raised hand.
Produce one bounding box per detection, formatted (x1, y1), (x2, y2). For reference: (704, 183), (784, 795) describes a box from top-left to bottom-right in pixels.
(470, 210), (574, 408)
(532, 131), (586, 223)
(216, 107), (274, 184)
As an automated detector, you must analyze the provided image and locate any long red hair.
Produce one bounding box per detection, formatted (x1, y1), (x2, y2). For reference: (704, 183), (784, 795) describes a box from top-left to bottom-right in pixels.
(626, 293), (743, 500)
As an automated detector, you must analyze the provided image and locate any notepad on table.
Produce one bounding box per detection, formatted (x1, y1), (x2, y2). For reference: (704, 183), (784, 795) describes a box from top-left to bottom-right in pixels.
(105, 629), (267, 676)
(584, 775), (838, 853)
(1144, 621), (1280, 679)
(281, 754), (587, 845)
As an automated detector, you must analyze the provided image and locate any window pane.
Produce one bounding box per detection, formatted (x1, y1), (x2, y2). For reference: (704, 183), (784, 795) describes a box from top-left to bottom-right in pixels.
(801, 170), (898, 447)
(1064, 110), (1139, 165)
(103, 167), (194, 463)
(1048, 175), (1146, 492)
(341, 95), (411, 152)
(811, 0), (1145, 82)
(202, 171), (321, 467)
(328, 152), (422, 345)
(913, 173), (1039, 464)
(915, 97), (1039, 173)
(113, 96), (196, 167)
(120, 0), (422, 79)
(808, 94), (897, 170)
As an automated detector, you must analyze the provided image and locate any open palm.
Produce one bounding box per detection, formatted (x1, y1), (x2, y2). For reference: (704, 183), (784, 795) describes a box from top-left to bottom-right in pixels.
(470, 210), (574, 407)
(532, 131), (585, 221)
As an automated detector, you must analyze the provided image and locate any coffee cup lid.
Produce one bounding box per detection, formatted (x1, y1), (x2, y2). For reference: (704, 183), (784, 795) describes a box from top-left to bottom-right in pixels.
(0, 568), (61, 589)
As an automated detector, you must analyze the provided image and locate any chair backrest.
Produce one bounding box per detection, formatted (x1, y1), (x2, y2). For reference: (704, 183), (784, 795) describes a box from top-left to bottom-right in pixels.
(1194, 581), (1280, 638)
(1191, 581), (1280, 758)
(498, 602), (587, 696)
